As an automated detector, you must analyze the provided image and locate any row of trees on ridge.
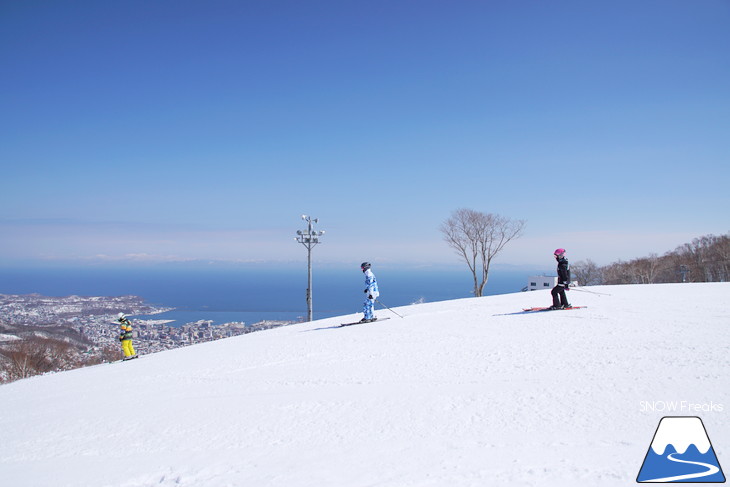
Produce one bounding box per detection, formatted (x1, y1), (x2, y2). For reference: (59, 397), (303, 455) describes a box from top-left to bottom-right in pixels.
(572, 234), (729, 285)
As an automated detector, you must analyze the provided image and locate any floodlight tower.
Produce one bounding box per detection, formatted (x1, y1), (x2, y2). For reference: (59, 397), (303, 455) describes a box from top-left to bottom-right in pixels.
(295, 215), (325, 321)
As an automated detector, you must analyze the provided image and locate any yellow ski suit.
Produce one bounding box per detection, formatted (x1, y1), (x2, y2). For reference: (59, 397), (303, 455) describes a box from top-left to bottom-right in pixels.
(119, 319), (136, 358)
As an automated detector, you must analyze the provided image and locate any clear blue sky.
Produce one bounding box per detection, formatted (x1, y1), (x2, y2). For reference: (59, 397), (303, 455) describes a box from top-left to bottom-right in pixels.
(1, 0), (728, 269)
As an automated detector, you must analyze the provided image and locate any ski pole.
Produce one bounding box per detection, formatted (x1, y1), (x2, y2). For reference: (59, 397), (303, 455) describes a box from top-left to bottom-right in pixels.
(569, 287), (612, 296)
(375, 298), (404, 318)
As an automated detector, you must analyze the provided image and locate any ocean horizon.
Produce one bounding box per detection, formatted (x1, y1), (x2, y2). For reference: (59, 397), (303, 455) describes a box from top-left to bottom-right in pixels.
(1, 265), (552, 326)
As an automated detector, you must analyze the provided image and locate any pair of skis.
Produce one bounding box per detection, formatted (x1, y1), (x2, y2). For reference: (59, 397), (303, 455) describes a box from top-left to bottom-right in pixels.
(522, 306), (587, 312)
(340, 298), (403, 327)
(339, 317), (391, 327)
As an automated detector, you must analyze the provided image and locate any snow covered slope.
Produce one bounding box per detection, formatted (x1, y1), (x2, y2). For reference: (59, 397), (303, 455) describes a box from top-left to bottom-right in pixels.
(1, 283), (728, 487)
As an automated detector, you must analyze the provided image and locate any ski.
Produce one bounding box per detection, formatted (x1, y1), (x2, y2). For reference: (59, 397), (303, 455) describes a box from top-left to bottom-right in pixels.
(106, 355), (140, 364)
(522, 306), (587, 312)
(339, 317), (391, 327)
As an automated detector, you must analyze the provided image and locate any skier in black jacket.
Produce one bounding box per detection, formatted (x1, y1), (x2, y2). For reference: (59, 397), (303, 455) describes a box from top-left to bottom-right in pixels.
(550, 248), (572, 309)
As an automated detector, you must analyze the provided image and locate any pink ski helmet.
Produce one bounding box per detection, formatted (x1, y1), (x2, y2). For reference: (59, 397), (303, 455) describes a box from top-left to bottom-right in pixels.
(554, 248), (566, 256)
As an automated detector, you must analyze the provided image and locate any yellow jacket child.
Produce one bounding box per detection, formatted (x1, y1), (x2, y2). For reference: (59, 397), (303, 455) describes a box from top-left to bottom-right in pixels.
(117, 313), (138, 360)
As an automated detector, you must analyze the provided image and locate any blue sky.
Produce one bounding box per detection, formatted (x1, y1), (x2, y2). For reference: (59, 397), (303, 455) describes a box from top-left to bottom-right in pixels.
(1, 0), (728, 269)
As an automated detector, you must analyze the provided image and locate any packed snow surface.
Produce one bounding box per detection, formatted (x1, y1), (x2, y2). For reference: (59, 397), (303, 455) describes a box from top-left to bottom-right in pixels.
(1, 283), (728, 486)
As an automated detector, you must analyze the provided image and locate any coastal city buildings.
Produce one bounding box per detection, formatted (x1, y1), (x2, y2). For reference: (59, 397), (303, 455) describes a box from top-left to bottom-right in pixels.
(0, 294), (294, 382)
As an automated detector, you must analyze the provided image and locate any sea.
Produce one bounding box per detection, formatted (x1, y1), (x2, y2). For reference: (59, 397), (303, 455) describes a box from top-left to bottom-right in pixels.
(0, 266), (546, 326)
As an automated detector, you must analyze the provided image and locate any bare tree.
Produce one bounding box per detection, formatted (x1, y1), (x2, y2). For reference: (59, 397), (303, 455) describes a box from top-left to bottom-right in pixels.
(707, 234), (730, 282)
(601, 259), (631, 285)
(6, 339), (49, 381)
(571, 259), (603, 286)
(2, 337), (75, 382)
(440, 209), (525, 297)
(633, 253), (664, 284)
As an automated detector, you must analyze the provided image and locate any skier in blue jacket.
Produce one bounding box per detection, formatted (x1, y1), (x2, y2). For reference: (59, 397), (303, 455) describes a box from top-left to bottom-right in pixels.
(360, 262), (379, 322)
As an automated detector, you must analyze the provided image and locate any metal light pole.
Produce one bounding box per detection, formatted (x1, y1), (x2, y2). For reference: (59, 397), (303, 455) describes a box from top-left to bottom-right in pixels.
(295, 215), (325, 321)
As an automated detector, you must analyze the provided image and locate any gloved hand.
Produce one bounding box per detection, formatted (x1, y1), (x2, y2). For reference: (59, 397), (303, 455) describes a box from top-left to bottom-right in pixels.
(368, 295), (374, 300)
(364, 289), (368, 293)
(564, 286), (570, 291)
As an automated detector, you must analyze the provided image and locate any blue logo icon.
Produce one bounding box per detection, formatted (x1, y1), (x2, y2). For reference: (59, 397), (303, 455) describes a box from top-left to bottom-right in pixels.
(637, 416), (725, 483)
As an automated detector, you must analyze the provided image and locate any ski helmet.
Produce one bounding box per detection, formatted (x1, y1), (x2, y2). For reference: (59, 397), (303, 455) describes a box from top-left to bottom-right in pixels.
(554, 248), (566, 256)
(360, 262), (371, 271)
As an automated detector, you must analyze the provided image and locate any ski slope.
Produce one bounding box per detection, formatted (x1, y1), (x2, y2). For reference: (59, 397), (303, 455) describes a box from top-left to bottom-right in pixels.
(0, 283), (728, 487)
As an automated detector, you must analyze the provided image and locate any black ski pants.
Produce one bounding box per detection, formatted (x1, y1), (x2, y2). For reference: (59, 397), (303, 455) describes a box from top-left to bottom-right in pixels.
(551, 285), (569, 307)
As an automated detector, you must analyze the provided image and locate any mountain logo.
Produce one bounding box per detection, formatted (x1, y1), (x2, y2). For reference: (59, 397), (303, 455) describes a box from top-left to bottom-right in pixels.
(637, 416), (725, 483)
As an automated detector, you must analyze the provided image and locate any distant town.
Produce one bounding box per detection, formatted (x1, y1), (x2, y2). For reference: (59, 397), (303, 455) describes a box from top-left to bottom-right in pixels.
(0, 294), (296, 383)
